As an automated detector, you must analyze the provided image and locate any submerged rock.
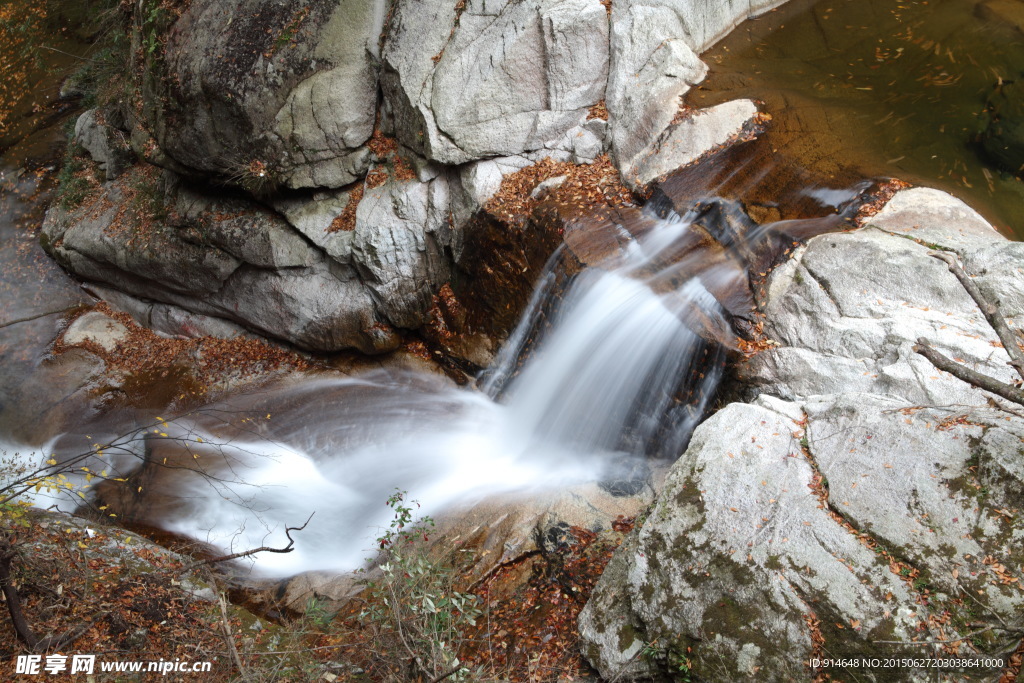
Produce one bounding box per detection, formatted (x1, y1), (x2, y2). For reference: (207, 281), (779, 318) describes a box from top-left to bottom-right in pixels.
(579, 189), (1024, 681)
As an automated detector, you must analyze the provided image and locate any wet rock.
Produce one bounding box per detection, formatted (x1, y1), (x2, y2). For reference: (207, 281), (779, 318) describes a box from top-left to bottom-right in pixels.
(580, 188), (1024, 680)
(381, 0), (609, 165)
(979, 79), (1024, 176)
(63, 311), (131, 352)
(633, 99), (759, 186)
(252, 478), (660, 615)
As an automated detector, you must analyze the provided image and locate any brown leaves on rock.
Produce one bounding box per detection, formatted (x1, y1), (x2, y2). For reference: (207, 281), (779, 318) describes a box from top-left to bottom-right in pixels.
(460, 523), (632, 681)
(855, 177), (912, 225)
(587, 100), (608, 120)
(485, 155), (636, 226)
(55, 302), (311, 404)
(0, 517), (225, 671)
(329, 184), (363, 233)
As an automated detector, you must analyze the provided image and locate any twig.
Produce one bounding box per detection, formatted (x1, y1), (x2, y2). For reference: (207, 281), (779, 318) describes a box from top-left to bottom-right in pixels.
(913, 339), (1024, 407)
(38, 45), (106, 64)
(874, 624), (1022, 645)
(0, 306), (81, 329)
(182, 513), (313, 572)
(929, 251), (1024, 381)
(429, 663), (464, 683)
(218, 591), (249, 681)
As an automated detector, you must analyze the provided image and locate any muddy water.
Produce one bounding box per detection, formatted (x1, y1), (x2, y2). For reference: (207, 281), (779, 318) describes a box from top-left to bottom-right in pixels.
(690, 0), (1024, 236)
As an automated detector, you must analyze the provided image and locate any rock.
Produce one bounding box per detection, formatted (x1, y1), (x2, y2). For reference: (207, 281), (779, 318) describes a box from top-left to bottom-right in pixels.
(84, 284), (254, 340)
(580, 189), (1024, 680)
(976, 0), (1024, 34)
(170, 185), (320, 269)
(606, 0), (786, 184)
(868, 187), (1007, 252)
(742, 202), (1018, 406)
(607, 9), (707, 183)
(250, 476), (660, 615)
(381, 0), (609, 165)
(979, 80), (1024, 176)
(580, 395), (1023, 681)
(351, 176), (455, 329)
(148, 0), (384, 189)
(74, 109), (134, 181)
(40, 166), (398, 353)
(62, 311), (130, 352)
(272, 189), (356, 263)
(633, 99), (760, 186)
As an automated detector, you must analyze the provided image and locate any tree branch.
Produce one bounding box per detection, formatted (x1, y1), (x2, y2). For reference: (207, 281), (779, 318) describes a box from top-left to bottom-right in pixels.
(913, 339), (1024, 407)
(929, 251), (1024, 381)
(182, 513), (313, 572)
(0, 537), (39, 649)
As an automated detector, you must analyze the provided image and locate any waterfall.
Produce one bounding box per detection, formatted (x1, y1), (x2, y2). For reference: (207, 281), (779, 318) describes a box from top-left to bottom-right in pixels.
(45, 204), (739, 576)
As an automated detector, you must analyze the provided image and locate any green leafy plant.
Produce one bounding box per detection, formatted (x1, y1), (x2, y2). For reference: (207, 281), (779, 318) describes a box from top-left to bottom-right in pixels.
(357, 489), (482, 682)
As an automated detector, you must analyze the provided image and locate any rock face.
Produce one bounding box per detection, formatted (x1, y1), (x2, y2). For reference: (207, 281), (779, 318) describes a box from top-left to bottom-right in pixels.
(382, 0), (610, 165)
(50, 0), (794, 352)
(150, 0), (385, 190)
(579, 189), (1024, 681)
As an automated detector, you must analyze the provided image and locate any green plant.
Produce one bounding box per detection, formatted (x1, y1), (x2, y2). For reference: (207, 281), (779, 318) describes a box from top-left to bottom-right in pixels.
(55, 143), (94, 209)
(357, 489), (482, 682)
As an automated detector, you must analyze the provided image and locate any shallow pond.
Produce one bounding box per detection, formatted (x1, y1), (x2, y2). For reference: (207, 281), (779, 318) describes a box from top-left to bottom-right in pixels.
(690, 0), (1024, 237)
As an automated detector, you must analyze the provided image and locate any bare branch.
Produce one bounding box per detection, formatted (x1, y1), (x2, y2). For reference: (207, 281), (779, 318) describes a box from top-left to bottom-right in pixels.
(873, 624), (1022, 645)
(913, 339), (1024, 407)
(930, 251), (1024, 381)
(183, 513), (313, 572)
(218, 591), (249, 681)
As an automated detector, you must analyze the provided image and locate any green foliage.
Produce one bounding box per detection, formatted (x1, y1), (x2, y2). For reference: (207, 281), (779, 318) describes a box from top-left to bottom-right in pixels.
(55, 142), (92, 209)
(357, 489), (482, 682)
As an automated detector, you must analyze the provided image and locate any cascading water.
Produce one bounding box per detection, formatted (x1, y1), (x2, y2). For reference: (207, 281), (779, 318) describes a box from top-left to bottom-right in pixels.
(41, 204), (742, 576)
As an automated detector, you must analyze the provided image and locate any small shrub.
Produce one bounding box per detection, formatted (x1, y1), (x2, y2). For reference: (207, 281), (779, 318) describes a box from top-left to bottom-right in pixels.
(357, 489), (482, 682)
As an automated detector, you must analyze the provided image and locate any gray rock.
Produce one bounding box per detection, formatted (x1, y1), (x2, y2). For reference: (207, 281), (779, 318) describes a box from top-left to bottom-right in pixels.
(580, 395), (1023, 681)
(607, 7), (708, 183)
(74, 109), (134, 181)
(633, 99), (758, 186)
(382, 0), (608, 165)
(581, 188), (1024, 680)
(351, 176), (454, 328)
(171, 186), (320, 269)
(62, 311), (130, 352)
(606, 0), (787, 184)
(41, 169), (402, 353)
(84, 284), (253, 340)
(867, 187), (1002, 253)
(743, 211), (1017, 407)
(272, 189), (356, 263)
(150, 0), (383, 189)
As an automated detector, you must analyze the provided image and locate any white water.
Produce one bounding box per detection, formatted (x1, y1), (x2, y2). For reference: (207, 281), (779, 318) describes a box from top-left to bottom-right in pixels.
(43, 207), (737, 576)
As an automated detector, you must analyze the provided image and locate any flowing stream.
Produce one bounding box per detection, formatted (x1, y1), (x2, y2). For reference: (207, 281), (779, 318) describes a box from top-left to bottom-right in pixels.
(4, 0), (1021, 578)
(42, 207), (735, 576)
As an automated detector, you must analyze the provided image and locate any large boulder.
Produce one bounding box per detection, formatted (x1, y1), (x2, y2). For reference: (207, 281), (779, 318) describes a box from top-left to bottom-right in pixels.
(148, 0), (384, 189)
(606, 0), (787, 184)
(381, 0), (609, 165)
(579, 189), (1024, 681)
(42, 166), (448, 354)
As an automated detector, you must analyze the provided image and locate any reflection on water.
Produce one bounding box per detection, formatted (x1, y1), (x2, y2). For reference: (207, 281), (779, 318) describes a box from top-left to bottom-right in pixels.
(691, 0), (1024, 236)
